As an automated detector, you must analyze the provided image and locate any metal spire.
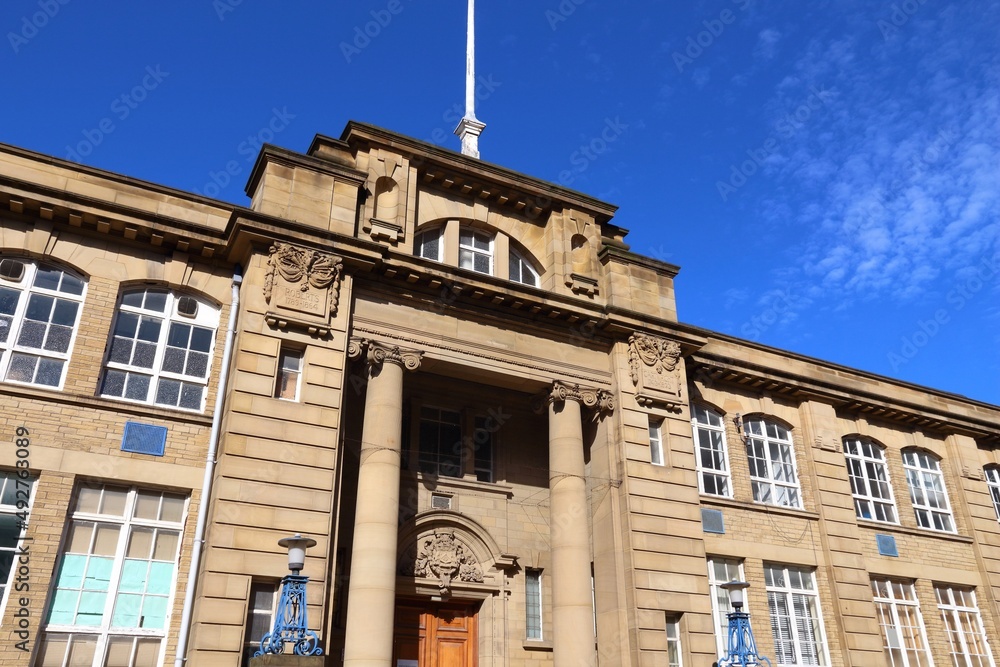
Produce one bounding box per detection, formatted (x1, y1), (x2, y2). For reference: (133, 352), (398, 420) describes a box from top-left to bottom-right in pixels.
(455, 0), (485, 158)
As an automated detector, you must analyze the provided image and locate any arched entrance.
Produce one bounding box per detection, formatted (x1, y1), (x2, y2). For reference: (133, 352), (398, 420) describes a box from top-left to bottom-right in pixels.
(393, 511), (518, 667)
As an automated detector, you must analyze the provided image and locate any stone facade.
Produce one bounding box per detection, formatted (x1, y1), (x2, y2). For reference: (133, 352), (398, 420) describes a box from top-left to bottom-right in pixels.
(0, 122), (996, 667)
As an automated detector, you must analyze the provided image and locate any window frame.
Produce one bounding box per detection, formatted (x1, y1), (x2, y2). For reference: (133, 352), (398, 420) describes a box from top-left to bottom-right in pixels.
(458, 227), (494, 276)
(935, 584), (997, 667)
(38, 484), (189, 667)
(744, 417), (802, 509)
(665, 614), (683, 667)
(415, 227), (443, 262)
(0, 471), (35, 623)
(0, 259), (86, 390)
(870, 578), (933, 667)
(471, 415), (495, 483)
(843, 437), (898, 524)
(525, 569), (543, 641)
(707, 557), (746, 660)
(692, 405), (732, 497)
(241, 580), (279, 666)
(274, 347), (304, 402)
(99, 288), (220, 413)
(416, 406), (464, 479)
(902, 449), (955, 533)
(649, 417), (665, 467)
(764, 563), (830, 667)
(985, 466), (1000, 524)
(508, 248), (539, 287)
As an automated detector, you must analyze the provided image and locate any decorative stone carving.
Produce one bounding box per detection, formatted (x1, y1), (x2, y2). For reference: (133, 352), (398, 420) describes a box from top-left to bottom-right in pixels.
(348, 338), (423, 372)
(628, 333), (684, 411)
(814, 435), (840, 452)
(536, 380), (614, 415)
(962, 464), (984, 481)
(408, 530), (483, 594)
(264, 242), (343, 336)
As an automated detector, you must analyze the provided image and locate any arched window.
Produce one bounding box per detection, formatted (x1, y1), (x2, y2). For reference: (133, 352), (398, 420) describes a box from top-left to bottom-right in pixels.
(99, 288), (219, 412)
(509, 249), (539, 287)
(0, 258), (85, 389)
(743, 416), (801, 508)
(415, 227), (442, 262)
(843, 437), (897, 523)
(901, 449), (954, 532)
(985, 466), (1000, 523)
(692, 405), (731, 497)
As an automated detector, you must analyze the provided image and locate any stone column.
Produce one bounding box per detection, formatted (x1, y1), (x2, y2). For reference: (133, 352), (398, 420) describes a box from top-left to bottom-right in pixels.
(343, 339), (422, 667)
(544, 381), (613, 667)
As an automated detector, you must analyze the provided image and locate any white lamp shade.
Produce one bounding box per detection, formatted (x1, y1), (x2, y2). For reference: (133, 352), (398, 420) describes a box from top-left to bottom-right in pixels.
(278, 534), (317, 573)
(721, 580), (751, 608)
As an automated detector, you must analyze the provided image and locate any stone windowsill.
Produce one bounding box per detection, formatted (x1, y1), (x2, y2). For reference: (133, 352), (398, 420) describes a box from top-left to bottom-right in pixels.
(522, 639), (553, 652)
(402, 471), (515, 498)
(857, 519), (973, 543)
(700, 495), (821, 521)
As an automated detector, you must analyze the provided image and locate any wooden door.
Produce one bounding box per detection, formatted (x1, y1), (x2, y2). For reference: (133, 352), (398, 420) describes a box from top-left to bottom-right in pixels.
(393, 602), (478, 667)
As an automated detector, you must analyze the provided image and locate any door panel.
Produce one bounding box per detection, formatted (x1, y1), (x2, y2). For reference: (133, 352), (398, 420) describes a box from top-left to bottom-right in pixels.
(393, 601), (477, 667)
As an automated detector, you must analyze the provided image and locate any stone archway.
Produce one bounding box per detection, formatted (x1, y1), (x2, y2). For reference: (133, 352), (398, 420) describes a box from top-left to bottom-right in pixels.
(394, 511), (517, 667)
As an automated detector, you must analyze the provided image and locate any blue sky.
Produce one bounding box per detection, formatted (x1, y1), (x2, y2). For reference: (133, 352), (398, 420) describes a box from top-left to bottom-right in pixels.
(2, 0), (998, 404)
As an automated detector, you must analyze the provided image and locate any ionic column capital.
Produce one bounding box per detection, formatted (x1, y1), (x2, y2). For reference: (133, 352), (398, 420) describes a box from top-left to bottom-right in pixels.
(348, 337), (423, 372)
(536, 380), (614, 415)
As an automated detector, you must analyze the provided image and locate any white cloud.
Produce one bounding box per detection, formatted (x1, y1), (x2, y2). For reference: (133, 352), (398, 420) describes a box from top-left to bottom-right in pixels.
(754, 28), (781, 61)
(759, 4), (1000, 305)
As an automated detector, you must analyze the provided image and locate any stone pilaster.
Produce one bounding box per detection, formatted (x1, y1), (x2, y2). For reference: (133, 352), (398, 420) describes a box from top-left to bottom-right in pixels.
(543, 381), (613, 667)
(342, 339), (422, 667)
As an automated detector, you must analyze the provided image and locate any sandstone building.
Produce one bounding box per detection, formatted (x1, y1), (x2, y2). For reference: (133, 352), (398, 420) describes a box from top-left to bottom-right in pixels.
(0, 121), (998, 667)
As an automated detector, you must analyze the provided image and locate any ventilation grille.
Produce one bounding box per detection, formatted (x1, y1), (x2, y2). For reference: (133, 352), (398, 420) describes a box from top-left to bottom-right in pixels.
(0, 259), (24, 282)
(121, 422), (168, 457)
(702, 508), (725, 534)
(876, 534), (898, 557)
(431, 494), (452, 510)
(177, 296), (198, 318)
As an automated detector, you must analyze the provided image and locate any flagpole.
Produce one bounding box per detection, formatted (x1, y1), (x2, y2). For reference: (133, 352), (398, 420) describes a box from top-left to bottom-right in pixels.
(455, 0), (485, 158)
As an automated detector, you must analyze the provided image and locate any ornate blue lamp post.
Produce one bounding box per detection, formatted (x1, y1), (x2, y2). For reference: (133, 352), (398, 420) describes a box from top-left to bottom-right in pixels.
(719, 580), (771, 667)
(256, 534), (324, 657)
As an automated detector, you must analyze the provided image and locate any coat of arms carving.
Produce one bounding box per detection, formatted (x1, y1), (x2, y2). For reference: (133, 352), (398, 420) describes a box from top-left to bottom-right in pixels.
(628, 333), (684, 410)
(409, 530), (483, 594)
(263, 242), (343, 336)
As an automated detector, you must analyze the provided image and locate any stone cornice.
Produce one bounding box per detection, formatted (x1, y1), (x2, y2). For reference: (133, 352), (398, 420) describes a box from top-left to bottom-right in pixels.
(244, 143), (367, 199)
(340, 122), (619, 224)
(690, 352), (1000, 443)
(598, 245), (681, 277)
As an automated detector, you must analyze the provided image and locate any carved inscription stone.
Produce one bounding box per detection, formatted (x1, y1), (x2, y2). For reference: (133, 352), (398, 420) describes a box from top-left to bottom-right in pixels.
(264, 242), (343, 336)
(628, 333), (684, 410)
